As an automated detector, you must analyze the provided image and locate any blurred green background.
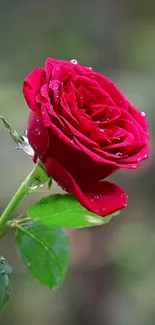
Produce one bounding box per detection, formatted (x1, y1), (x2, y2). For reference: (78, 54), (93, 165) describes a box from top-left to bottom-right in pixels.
(0, 0), (154, 324)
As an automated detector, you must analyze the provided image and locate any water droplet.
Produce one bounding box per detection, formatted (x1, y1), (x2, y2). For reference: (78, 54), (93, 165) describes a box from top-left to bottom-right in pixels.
(35, 129), (41, 136)
(36, 118), (40, 122)
(56, 91), (60, 99)
(95, 209), (100, 213)
(55, 65), (60, 71)
(85, 216), (103, 225)
(53, 83), (59, 90)
(0, 258), (5, 264)
(132, 164), (137, 169)
(71, 139), (75, 144)
(124, 203), (127, 207)
(121, 193), (125, 198)
(137, 157), (141, 162)
(116, 152), (122, 157)
(94, 194), (103, 199)
(70, 59), (78, 64)
(30, 184), (38, 190)
(144, 154), (148, 159)
(25, 130), (28, 136)
(99, 128), (105, 133)
(88, 67), (92, 70)
(124, 154), (129, 158)
(102, 207), (107, 212)
(141, 112), (145, 117)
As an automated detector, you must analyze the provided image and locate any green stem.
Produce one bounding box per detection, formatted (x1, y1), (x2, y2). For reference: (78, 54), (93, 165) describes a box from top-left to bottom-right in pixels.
(0, 175), (29, 235)
(0, 163), (49, 237)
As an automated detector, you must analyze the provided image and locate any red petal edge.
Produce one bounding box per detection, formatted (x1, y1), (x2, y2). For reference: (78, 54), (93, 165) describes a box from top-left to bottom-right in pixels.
(23, 68), (45, 114)
(45, 157), (128, 217)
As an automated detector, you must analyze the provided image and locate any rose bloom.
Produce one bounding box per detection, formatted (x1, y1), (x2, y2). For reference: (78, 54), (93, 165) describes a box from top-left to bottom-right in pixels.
(23, 58), (149, 217)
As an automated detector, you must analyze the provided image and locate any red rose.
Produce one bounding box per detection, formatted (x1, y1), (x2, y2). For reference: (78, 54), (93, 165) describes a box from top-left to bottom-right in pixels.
(23, 58), (149, 217)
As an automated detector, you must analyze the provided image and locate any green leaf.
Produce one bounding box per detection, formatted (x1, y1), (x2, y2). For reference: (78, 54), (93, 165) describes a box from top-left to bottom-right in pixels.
(0, 257), (12, 276)
(0, 115), (34, 156)
(27, 194), (119, 229)
(0, 275), (10, 312)
(16, 221), (69, 289)
(0, 257), (11, 312)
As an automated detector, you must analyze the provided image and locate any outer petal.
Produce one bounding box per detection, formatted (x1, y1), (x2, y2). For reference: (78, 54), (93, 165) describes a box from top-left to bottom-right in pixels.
(41, 121), (117, 188)
(44, 157), (128, 217)
(23, 68), (45, 114)
(128, 102), (148, 132)
(28, 112), (49, 158)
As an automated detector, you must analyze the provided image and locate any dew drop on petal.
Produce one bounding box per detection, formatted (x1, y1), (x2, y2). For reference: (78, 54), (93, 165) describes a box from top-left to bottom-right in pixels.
(141, 112), (146, 117)
(53, 83), (59, 90)
(71, 139), (75, 144)
(88, 67), (92, 70)
(35, 129), (41, 136)
(132, 164), (137, 169)
(55, 65), (60, 71)
(116, 152), (123, 157)
(56, 91), (60, 99)
(137, 157), (141, 162)
(70, 59), (78, 64)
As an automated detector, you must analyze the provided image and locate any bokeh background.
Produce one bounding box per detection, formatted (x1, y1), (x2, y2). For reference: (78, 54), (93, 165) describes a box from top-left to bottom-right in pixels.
(0, 0), (154, 324)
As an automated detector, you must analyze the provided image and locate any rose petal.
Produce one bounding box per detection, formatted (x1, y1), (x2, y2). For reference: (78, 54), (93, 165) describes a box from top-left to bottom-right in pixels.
(23, 68), (45, 114)
(28, 111), (49, 158)
(117, 145), (149, 167)
(128, 102), (148, 132)
(41, 122), (117, 186)
(85, 71), (129, 109)
(44, 157), (128, 217)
